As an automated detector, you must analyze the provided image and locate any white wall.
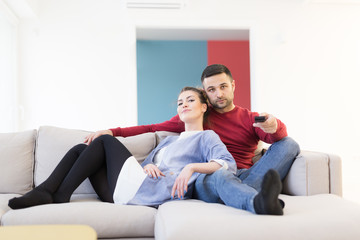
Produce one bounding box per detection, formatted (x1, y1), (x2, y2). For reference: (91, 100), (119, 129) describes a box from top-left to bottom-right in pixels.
(18, 0), (138, 131)
(0, 1), (18, 132)
(15, 0), (360, 203)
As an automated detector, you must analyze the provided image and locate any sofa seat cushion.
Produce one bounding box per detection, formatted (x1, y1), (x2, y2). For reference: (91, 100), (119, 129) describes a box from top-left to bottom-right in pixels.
(1, 200), (157, 238)
(0, 130), (36, 194)
(155, 194), (360, 240)
(0, 194), (21, 219)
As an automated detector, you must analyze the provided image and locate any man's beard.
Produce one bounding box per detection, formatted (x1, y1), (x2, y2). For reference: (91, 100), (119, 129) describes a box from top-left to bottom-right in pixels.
(210, 98), (231, 110)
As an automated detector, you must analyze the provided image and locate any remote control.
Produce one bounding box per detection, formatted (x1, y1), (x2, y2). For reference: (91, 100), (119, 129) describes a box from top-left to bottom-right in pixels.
(254, 116), (266, 123)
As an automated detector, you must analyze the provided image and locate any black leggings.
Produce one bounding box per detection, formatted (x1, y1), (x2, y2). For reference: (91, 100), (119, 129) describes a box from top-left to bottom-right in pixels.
(40, 135), (132, 203)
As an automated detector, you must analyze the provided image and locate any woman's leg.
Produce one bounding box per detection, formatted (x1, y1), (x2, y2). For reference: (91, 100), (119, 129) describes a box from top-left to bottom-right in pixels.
(9, 135), (132, 209)
(52, 135), (132, 203)
(8, 144), (88, 209)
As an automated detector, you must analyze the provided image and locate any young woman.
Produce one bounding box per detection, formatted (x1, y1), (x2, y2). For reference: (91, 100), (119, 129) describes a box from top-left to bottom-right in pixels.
(9, 87), (237, 209)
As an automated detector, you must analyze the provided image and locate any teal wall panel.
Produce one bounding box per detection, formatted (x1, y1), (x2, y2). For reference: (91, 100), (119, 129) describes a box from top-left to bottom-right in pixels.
(137, 40), (207, 125)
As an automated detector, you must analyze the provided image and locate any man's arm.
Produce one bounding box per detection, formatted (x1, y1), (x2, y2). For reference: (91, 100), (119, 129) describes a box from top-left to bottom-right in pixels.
(253, 113), (288, 143)
(110, 115), (185, 137)
(84, 115), (185, 144)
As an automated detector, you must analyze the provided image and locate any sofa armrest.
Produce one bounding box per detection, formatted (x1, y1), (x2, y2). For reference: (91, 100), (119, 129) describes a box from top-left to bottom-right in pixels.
(282, 150), (342, 196)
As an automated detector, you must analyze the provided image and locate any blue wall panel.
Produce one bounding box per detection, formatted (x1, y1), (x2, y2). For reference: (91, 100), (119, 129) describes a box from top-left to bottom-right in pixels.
(137, 40), (207, 125)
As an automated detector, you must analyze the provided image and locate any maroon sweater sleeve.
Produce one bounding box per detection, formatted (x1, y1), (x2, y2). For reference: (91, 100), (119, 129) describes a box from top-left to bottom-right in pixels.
(109, 115), (185, 137)
(267, 118), (288, 142)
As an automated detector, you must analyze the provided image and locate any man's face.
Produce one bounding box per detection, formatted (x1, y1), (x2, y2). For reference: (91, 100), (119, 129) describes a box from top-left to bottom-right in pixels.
(202, 73), (235, 113)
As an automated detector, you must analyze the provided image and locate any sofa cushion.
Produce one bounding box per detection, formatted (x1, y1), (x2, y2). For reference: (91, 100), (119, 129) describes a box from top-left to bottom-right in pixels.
(0, 194), (21, 219)
(0, 130), (36, 194)
(35, 126), (156, 194)
(155, 131), (180, 145)
(1, 200), (157, 239)
(155, 194), (360, 240)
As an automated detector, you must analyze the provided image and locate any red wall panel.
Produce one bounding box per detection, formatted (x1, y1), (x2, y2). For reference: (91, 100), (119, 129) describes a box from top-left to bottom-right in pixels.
(207, 41), (251, 110)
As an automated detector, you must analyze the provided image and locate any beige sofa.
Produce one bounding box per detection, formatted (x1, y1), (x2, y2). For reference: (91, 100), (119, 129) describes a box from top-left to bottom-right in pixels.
(1, 126), (360, 240)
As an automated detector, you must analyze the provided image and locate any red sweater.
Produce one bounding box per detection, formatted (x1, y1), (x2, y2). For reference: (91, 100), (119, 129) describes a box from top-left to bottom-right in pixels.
(110, 106), (287, 169)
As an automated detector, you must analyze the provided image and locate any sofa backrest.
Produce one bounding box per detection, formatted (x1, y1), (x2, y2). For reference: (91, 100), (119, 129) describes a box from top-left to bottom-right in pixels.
(1, 126), (266, 196)
(0, 129), (36, 194)
(35, 126), (157, 194)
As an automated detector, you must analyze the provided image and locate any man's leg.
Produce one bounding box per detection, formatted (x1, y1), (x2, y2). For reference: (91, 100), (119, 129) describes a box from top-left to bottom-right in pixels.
(240, 137), (300, 192)
(194, 168), (284, 214)
(194, 168), (257, 213)
(193, 137), (299, 214)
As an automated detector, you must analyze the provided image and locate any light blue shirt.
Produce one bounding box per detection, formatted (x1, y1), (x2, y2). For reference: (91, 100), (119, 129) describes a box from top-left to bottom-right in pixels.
(126, 130), (236, 206)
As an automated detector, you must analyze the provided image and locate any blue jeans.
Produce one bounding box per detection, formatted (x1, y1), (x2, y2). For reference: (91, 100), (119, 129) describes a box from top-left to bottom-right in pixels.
(193, 137), (300, 213)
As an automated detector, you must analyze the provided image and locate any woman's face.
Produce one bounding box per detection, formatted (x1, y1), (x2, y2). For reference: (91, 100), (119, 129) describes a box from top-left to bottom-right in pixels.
(177, 90), (207, 123)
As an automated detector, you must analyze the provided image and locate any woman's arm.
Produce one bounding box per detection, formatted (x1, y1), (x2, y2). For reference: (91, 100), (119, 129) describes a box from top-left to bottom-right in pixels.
(171, 162), (222, 199)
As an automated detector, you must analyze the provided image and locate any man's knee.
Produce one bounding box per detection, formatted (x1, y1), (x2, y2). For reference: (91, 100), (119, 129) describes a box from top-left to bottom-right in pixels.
(272, 137), (300, 156)
(195, 173), (206, 188)
(212, 168), (237, 188)
(195, 168), (230, 188)
(194, 170), (232, 203)
(281, 137), (300, 156)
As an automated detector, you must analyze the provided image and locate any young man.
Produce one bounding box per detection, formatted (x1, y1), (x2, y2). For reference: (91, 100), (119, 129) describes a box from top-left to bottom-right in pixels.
(86, 64), (300, 215)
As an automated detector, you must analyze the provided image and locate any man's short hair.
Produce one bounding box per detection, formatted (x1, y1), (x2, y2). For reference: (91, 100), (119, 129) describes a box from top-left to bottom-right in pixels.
(201, 64), (233, 83)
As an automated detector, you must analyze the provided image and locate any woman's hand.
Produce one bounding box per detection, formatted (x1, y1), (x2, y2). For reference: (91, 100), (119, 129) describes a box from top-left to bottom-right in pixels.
(84, 129), (113, 144)
(143, 164), (165, 179)
(171, 164), (194, 200)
